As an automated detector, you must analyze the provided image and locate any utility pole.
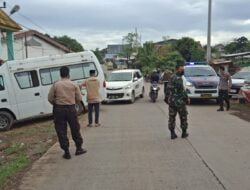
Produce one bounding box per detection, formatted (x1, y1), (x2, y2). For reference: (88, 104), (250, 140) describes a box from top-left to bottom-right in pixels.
(207, 0), (212, 63)
(24, 32), (28, 58)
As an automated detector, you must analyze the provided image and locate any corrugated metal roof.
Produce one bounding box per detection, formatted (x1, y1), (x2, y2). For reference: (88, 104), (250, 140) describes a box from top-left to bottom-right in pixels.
(0, 9), (22, 31)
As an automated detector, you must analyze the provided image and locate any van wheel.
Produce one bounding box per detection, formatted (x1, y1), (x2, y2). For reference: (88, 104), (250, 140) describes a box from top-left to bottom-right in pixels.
(76, 103), (84, 115)
(140, 87), (145, 98)
(130, 92), (135, 104)
(0, 111), (14, 131)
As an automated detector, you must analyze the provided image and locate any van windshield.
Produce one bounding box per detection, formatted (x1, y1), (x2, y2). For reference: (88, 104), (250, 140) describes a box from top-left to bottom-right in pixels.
(108, 72), (132, 82)
(185, 67), (216, 77)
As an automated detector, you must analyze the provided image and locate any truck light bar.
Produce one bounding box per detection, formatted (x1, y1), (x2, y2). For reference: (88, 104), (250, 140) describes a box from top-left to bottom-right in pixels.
(185, 62), (208, 66)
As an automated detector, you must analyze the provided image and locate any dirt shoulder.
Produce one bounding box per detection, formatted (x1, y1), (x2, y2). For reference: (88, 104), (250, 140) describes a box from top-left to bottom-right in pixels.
(0, 117), (57, 190)
(230, 101), (250, 122)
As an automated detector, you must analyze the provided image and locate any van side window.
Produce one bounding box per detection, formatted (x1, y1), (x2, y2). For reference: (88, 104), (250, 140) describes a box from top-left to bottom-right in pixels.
(136, 72), (142, 79)
(15, 71), (39, 89)
(40, 62), (98, 85)
(70, 64), (86, 80)
(40, 68), (60, 85)
(83, 63), (98, 78)
(0, 75), (4, 91)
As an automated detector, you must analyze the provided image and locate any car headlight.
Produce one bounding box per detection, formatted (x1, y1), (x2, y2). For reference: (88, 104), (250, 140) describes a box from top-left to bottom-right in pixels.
(185, 81), (194, 87)
(125, 85), (132, 89)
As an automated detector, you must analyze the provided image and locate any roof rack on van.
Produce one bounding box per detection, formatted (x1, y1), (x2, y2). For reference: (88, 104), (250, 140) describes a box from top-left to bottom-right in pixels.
(185, 62), (208, 66)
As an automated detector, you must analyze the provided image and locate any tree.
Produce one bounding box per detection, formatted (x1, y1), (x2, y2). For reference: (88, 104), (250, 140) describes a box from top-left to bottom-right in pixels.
(93, 48), (104, 64)
(122, 32), (141, 68)
(224, 36), (250, 54)
(175, 37), (205, 61)
(161, 51), (184, 69)
(135, 42), (184, 73)
(54, 35), (84, 52)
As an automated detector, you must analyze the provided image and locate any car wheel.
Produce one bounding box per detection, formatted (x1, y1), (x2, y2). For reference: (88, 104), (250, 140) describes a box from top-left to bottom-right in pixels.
(130, 92), (135, 104)
(0, 111), (14, 131)
(75, 102), (84, 115)
(140, 87), (145, 98)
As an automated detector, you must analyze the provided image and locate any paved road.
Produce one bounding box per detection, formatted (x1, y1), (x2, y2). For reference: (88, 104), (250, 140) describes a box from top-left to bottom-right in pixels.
(19, 85), (250, 190)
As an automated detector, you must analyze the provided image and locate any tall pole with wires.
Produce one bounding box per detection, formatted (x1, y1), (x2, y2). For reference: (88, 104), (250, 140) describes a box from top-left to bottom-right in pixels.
(207, 0), (212, 63)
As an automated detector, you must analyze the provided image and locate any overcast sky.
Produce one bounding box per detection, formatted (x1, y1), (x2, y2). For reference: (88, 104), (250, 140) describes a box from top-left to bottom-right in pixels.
(5, 0), (250, 50)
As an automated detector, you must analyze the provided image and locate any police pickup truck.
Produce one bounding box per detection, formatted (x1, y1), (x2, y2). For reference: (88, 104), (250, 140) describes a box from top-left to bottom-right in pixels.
(183, 62), (219, 103)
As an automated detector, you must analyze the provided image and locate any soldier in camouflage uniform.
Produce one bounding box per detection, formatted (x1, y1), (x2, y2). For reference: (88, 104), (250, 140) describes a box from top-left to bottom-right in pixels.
(165, 61), (189, 139)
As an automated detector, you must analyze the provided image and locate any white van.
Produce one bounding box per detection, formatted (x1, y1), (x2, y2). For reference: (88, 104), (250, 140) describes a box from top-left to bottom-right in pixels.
(0, 51), (106, 131)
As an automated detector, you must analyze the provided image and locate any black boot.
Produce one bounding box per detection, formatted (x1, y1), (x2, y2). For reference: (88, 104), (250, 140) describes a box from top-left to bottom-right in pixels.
(63, 150), (71, 160)
(170, 129), (178, 140)
(217, 108), (224, 112)
(75, 147), (87, 156)
(181, 129), (189, 138)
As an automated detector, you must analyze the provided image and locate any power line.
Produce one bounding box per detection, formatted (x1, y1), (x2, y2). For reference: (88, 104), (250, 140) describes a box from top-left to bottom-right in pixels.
(4, 1), (50, 34)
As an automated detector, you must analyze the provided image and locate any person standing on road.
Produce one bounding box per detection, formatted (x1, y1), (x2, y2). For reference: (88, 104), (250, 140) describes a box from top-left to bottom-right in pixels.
(165, 61), (189, 140)
(48, 66), (87, 160)
(217, 66), (232, 111)
(81, 70), (101, 127)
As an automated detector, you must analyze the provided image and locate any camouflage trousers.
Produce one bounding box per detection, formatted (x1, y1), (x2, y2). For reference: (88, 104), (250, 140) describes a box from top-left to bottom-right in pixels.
(168, 105), (188, 131)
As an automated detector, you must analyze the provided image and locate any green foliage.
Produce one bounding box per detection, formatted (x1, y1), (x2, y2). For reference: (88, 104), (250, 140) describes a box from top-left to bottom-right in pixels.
(161, 51), (184, 69)
(0, 154), (29, 187)
(4, 143), (25, 155)
(225, 36), (250, 54)
(135, 42), (184, 73)
(175, 37), (205, 61)
(54, 35), (84, 52)
(93, 48), (104, 64)
(235, 60), (250, 67)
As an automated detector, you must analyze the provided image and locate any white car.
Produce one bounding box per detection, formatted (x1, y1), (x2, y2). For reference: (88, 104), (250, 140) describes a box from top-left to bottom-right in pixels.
(106, 69), (145, 103)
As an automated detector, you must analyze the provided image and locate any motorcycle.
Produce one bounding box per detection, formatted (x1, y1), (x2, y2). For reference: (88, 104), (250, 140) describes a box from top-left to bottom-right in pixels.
(149, 82), (160, 102)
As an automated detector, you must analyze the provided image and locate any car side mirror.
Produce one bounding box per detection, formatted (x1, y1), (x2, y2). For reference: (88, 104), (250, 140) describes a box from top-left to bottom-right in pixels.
(134, 77), (138, 82)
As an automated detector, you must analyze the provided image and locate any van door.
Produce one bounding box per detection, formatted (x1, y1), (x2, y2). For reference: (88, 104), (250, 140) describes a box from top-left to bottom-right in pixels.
(133, 72), (140, 96)
(12, 70), (45, 119)
(136, 71), (143, 95)
(0, 74), (9, 109)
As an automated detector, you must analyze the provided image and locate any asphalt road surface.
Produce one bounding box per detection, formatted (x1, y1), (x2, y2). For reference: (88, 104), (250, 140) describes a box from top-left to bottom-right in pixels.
(19, 84), (250, 190)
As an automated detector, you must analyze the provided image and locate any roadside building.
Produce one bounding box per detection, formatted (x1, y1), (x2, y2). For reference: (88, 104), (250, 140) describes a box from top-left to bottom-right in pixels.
(0, 9), (22, 61)
(210, 59), (240, 75)
(1, 30), (71, 60)
(105, 44), (130, 69)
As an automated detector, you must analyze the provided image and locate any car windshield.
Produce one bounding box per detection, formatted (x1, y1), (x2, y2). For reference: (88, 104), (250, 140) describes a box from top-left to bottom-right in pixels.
(232, 72), (250, 79)
(108, 72), (132, 82)
(185, 67), (216, 77)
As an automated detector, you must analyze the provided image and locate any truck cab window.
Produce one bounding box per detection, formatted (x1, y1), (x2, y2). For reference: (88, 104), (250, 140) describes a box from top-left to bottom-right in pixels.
(0, 75), (4, 91)
(15, 71), (39, 89)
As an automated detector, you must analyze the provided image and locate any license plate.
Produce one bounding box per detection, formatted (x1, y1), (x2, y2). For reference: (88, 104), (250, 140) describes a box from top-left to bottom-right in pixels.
(201, 94), (212, 98)
(230, 89), (237, 93)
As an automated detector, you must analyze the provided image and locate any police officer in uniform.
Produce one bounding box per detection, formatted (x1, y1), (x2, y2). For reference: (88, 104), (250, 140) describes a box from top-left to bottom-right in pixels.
(165, 61), (189, 140)
(48, 66), (87, 159)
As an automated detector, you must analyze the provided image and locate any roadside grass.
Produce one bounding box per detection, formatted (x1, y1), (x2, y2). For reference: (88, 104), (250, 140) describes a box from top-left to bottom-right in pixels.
(0, 118), (57, 190)
(0, 154), (29, 187)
